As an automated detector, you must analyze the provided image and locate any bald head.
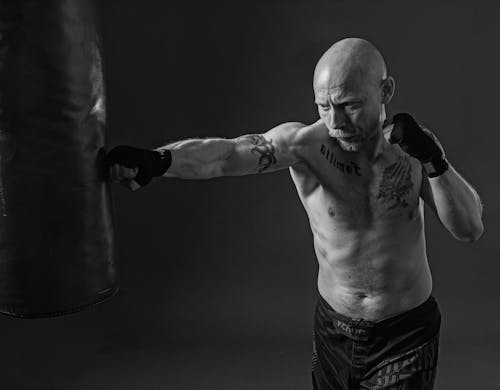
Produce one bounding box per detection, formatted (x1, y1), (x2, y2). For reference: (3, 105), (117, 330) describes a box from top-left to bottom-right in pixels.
(313, 38), (387, 92)
(313, 38), (394, 153)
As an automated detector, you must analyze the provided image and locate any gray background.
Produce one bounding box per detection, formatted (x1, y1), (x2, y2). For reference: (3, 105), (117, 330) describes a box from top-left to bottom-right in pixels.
(2, 1), (498, 389)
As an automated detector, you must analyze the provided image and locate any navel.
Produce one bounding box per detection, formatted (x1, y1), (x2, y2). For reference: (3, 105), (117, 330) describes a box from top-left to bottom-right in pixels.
(355, 291), (368, 299)
(328, 207), (336, 217)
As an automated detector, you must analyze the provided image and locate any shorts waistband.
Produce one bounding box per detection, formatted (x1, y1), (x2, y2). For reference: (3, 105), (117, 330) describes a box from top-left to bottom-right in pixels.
(318, 294), (438, 341)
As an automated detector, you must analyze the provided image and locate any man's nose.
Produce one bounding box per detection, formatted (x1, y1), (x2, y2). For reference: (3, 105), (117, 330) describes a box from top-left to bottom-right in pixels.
(327, 107), (347, 129)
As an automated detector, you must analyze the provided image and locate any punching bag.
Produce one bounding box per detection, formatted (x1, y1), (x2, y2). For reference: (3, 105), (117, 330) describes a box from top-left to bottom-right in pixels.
(0, 0), (117, 317)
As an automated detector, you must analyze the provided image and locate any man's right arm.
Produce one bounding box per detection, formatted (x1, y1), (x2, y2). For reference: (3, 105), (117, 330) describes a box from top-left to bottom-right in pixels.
(106, 121), (311, 188)
(163, 122), (306, 179)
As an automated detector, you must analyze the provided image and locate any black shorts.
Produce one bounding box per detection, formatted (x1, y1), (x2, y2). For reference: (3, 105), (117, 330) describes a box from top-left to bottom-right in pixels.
(312, 294), (441, 390)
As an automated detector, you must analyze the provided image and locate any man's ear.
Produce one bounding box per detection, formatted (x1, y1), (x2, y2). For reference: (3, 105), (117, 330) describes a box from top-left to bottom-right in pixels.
(381, 76), (395, 104)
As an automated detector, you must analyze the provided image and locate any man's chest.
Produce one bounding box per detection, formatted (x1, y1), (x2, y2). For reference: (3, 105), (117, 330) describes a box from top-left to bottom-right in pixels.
(291, 142), (423, 223)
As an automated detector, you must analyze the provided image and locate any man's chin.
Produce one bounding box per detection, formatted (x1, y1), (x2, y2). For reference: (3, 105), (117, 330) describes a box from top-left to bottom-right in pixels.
(338, 139), (362, 152)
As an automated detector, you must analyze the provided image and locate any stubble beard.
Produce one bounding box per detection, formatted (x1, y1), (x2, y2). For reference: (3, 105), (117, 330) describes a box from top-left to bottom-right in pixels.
(338, 139), (362, 152)
(337, 121), (381, 153)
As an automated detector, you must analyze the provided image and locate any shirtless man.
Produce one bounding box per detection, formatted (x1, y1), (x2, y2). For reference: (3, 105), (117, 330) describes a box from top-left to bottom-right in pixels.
(105, 38), (484, 389)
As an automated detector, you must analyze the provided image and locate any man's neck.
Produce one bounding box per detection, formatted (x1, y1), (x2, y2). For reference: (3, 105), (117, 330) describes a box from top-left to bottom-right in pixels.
(358, 129), (387, 162)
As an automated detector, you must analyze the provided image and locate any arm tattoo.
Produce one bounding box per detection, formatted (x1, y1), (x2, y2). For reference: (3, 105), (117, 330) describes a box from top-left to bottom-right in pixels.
(247, 135), (277, 173)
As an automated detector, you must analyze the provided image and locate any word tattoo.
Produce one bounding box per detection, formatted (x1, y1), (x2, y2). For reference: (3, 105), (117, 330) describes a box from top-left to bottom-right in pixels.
(377, 155), (413, 209)
(248, 135), (277, 173)
(320, 144), (361, 176)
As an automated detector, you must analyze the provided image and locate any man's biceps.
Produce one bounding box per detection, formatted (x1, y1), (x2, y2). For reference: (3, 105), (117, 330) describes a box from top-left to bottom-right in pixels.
(225, 137), (288, 174)
(240, 134), (276, 158)
(220, 144), (257, 175)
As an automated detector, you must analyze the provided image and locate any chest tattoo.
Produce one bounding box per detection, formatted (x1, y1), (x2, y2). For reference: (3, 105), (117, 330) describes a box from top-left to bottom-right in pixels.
(320, 144), (361, 176)
(377, 155), (413, 209)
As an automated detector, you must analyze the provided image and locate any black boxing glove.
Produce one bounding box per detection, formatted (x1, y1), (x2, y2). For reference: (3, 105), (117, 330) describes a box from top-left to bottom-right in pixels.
(104, 145), (172, 186)
(389, 113), (449, 178)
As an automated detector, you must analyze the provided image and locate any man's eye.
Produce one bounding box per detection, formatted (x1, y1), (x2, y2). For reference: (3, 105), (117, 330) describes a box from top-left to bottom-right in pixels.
(345, 103), (361, 111)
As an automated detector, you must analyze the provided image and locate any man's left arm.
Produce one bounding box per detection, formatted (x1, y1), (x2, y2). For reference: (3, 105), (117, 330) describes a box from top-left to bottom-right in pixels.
(420, 164), (484, 242)
(387, 113), (484, 242)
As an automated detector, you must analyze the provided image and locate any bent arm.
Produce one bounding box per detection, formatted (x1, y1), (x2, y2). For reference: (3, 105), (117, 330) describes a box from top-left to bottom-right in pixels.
(158, 122), (307, 179)
(420, 164), (484, 242)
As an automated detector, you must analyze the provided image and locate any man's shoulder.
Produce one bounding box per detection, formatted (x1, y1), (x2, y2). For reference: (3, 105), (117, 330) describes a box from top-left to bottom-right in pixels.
(273, 119), (329, 147)
(270, 121), (307, 138)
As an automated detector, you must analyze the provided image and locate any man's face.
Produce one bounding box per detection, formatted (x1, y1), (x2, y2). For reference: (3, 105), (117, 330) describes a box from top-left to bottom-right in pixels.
(314, 78), (384, 152)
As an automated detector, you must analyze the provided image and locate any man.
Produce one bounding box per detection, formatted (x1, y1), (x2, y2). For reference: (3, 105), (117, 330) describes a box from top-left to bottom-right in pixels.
(105, 38), (483, 389)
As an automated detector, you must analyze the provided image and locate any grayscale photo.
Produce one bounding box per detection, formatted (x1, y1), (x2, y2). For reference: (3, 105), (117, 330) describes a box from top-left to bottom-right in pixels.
(0, 1), (495, 389)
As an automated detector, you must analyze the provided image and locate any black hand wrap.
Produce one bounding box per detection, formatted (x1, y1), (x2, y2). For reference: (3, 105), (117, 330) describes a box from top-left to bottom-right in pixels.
(390, 113), (449, 178)
(105, 146), (172, 186)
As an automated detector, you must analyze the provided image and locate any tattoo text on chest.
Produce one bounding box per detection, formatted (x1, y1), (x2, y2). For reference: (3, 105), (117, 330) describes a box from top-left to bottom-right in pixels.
(377, 155), (413, 209)
(320, 144), (361, 176)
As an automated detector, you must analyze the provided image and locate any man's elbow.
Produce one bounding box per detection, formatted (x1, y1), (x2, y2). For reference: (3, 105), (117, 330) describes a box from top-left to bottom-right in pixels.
(453, 222), (484, 243)
(206, 161), (227, 178)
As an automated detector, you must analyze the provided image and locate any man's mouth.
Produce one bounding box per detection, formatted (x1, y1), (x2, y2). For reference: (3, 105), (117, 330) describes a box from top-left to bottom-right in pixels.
(328, 128), (356, 140)
(337, 134), (357, 141)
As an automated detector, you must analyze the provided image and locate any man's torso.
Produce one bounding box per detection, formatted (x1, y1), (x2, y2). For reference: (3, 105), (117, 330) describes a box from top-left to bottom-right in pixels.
(289, 122), (432, 321)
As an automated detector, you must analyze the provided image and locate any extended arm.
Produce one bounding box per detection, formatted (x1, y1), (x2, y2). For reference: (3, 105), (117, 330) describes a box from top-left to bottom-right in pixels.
(105, 122), (310, 188)
(160, 122), (307, 179)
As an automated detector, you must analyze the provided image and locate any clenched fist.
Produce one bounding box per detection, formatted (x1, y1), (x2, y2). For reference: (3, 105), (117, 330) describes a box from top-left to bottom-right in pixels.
(104, 145), (172, 190)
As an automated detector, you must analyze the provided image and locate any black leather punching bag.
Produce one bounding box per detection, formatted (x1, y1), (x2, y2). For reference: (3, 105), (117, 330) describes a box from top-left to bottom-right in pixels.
(0, 0), (117, 317)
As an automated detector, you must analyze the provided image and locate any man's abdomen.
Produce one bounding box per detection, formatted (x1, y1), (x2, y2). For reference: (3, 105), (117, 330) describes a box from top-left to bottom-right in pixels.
(313, 213), (432, 321)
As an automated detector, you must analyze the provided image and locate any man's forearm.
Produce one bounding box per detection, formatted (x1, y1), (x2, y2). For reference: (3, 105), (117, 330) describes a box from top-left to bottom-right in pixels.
(155, 138), (234, 179)
(429, 164), (483, 242)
